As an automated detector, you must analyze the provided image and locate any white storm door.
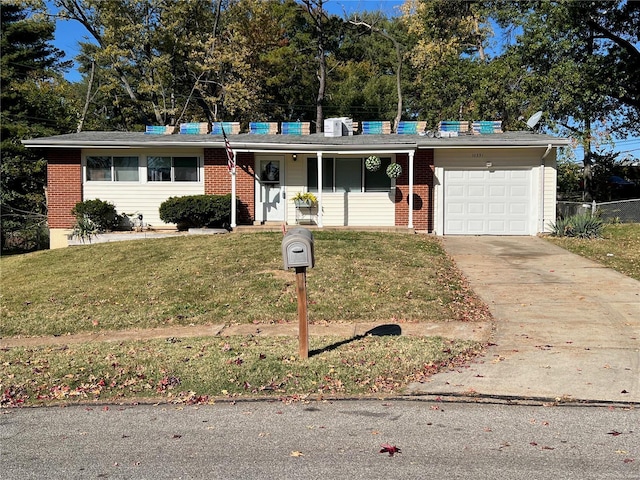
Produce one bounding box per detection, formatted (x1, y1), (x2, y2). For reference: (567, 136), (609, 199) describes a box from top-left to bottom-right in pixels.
(444, 168), (531, 235)
(257, 157), (284, 222)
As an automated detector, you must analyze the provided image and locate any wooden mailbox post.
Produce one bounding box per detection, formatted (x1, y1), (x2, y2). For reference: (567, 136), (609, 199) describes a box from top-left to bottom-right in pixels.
(282, 228), (315, 360)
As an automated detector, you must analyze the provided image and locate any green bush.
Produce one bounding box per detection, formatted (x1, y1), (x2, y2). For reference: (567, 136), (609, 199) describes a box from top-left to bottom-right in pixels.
(71, 199), (119, 231)
(159, 194), (232, 231)
(550, 213), (604, 239)
(68, 216), (99, 243)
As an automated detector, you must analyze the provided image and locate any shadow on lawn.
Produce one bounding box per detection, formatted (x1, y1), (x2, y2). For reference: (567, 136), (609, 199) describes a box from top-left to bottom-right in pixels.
(309, 324), (402, 357)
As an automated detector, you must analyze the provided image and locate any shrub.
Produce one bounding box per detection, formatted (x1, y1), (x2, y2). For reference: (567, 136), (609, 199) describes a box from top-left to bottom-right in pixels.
(71, 199), (119, 231)
(68, 215), (99, 243)
(159, 194), (232, 231)
(550, 213), (604, 239)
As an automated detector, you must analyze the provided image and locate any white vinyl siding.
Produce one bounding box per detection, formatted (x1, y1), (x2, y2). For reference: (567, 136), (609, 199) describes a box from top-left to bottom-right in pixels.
(314, 192), (395, 227)
(286, 156), (395, 227)
(83, 183), (204, 227)
(82, 149), (204, 228)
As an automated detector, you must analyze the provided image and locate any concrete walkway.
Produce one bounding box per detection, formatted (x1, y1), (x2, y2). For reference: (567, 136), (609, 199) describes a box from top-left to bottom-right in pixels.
(406, 236), (640, 404)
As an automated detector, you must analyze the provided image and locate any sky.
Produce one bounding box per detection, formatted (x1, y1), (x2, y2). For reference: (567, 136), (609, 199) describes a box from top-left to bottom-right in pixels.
(47, 0), (639, 162)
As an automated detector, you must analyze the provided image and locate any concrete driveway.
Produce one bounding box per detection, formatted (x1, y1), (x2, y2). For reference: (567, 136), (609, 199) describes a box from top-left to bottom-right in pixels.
(407, 236), (640, 404)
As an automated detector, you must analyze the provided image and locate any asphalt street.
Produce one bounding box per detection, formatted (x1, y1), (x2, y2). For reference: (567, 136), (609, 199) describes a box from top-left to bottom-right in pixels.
(2, 399), (638, 479)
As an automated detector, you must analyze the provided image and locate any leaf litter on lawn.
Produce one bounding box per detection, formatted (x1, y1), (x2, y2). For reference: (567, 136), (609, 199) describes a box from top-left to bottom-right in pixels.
(0, 335), (484, 406)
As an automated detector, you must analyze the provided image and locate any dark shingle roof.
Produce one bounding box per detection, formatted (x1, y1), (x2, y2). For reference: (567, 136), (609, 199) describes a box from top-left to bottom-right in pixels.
(23, 131), (570, 151)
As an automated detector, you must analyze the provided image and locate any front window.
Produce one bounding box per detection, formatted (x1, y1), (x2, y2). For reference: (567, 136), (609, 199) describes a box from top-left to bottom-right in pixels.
(147, 156), (198, 182)
(308, 157), (391, 192)
(86, 156), (139, 181)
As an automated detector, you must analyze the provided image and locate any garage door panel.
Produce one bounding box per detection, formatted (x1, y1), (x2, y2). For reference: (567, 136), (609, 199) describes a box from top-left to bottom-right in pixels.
(444, 168), (531, 235)
(510, 185), (528, 196)
(467, 220), (485, 232)
(488, 202), (505, 214)
(487, 220), (506, 234)
(508, 220), (528, 234)
(468, 185), (485, 197)
(468, 171), (485, 180)
(447, 203), (464, 214)
(489, 185), (506, 197)
(469, 203), (485, 214)
(509, 202), (527, 214)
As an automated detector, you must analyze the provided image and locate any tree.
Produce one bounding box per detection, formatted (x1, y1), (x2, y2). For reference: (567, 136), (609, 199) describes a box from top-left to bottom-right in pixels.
(348, 13), (410, 130)
(299, 0), (346, 132)
(1, 0), (76, 252)
(221, 0), (317, 124)
(490, 0), (640, 200)
(398, 0), (493, 126)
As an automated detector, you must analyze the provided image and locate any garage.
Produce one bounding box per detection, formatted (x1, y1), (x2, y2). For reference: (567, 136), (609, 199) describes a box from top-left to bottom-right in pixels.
(443, 168), (532, 235)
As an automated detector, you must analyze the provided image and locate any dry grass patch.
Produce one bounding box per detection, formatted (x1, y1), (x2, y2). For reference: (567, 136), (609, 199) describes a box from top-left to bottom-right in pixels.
(1, 335), (483, 406)
(544, 223), (640, 280)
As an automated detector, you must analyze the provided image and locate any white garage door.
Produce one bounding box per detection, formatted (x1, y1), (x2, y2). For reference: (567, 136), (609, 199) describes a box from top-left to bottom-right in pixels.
(444, 168), (531, 235)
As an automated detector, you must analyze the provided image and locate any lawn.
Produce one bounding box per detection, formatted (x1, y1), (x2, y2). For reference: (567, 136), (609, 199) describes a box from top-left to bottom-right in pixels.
(0, 231), (490, 405)
(0, 231), (489, 337)
(544, 223), (640, 281)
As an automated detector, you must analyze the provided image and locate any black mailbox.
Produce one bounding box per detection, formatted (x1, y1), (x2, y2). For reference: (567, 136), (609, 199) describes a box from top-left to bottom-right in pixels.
(282, 228), (315, 269)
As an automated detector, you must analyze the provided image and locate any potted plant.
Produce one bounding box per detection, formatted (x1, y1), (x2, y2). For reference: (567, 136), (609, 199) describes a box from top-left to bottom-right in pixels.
(292, 191), (317, 207)
(386, 162), (402, 178)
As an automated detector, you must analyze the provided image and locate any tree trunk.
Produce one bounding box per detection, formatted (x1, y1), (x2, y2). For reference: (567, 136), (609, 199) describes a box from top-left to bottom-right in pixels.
(302, 0), (327, 133)
(349, 20), (405, 132)
(77, 60), (95, 133)
(316, 39), (326, 132)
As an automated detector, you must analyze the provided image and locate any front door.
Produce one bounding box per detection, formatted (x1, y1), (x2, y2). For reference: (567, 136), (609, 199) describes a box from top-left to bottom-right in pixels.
(256, 157), (284, 222)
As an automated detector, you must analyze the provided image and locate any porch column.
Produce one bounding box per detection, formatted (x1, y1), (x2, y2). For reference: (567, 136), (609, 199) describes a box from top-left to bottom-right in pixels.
(408, 150), (414, 229)
(316, 151), (323, 227)
(231, 152), (237, 228)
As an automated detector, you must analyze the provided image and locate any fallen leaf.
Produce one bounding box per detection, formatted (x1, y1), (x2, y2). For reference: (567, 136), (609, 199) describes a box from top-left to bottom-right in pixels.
(379, 443), (401, 457)
(290, 451), (304, 457)
(623, 458), (634, 464)
(608, 431), (623, 436)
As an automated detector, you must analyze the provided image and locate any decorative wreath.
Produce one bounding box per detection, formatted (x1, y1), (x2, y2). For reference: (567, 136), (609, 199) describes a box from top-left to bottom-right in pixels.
(365, 155), (381, 172)
(386, 162), (402, 178)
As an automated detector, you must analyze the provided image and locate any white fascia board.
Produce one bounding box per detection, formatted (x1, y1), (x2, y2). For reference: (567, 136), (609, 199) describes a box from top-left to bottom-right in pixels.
(419, 141), (570, 149)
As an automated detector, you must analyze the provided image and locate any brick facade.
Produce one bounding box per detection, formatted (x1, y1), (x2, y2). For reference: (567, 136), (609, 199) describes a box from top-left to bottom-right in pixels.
(394, 149), (434, 231)
(44, 146), (431, 234)
(204, 148), (255, 224)
(46, 149), (82, 229)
